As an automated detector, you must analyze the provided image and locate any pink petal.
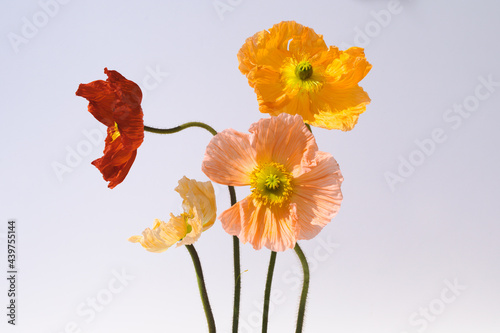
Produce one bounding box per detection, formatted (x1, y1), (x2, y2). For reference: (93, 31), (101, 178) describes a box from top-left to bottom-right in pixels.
(202, 129), (258, 186)
(220, 196), (298, 252)
(249, 114), (318, 176)
(293, 151), (343, 239)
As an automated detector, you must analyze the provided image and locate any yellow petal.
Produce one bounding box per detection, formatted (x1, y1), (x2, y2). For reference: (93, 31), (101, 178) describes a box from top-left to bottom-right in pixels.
(175, 176), (217, 230)
(176, 211), (203, 247)
(129, 177), (217, 253)
(128, 218), (187, 253)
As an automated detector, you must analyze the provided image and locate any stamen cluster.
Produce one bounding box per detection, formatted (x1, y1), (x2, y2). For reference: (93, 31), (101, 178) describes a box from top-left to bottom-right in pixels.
(250, 162), (293, 206)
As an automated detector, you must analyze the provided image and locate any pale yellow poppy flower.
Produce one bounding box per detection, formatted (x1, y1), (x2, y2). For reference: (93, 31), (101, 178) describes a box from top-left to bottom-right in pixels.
(129, 177), (216, 253)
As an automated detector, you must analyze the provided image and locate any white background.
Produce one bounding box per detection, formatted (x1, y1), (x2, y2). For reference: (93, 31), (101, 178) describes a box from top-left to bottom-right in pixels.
(1, 0), (499, 332)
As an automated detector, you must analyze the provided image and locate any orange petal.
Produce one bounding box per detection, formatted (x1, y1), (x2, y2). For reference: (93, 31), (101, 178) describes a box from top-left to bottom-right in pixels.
(202, 128), (257, 186)
(279, 91), (316, 124)
(248, 67), (289, 114)
(311, 85), (371, 130)
(285, 21), (328, 58)
(293, 151), (343, 239)
(325, 47), (372, 88)
(238, 27), (288, 77)
(238, 30), (271, 76)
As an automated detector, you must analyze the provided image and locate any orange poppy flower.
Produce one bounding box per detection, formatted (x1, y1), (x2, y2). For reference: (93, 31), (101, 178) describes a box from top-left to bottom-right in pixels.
(202, 113), (343, 252)
(238, 21), (372, 131)
(76, 68), (144, 188)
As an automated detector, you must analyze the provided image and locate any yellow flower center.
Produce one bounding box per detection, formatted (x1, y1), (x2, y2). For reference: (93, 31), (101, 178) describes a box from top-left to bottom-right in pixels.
(281, 58), (323, 93)
(295, 61), (313, 80)
(182, 212), (193, 234)
(177, 212), (194, 242)
(111, 122), (121, 142)
(250, 162), (293, 206)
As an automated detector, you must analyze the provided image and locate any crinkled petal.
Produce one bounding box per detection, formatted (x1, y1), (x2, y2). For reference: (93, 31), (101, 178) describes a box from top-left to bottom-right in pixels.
(311, 85), (371, 130)
(202, 129), (258, 186)
(293, 151), (343, 239)
(128, 218), (187, 253)
(75, 79), (116, 127)
(238, 30), (277, 76)
(218, 197), (246, 236)
(175, 176), (217, 230)
(76, 68), (143, 131)
(278, 91), (315, 123)
(219, 197), (298, 252)
(285, 22), (328, 57)
(92, 148), (137, 189)
(325, 47), (372, 88)
(238, 22), (299, 76)
(249, 114), (317, 176)
(177, 211), (203, 247)
(248, 67), (289, 113)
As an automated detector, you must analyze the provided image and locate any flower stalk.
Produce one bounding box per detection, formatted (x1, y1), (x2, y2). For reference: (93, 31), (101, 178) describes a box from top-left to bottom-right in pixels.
(144, 122), (217, 136)
(229, 185), (241, 333)
(186, 244), (216, 333)
(294, 243), (309, 333)
(262, 251), (277, 333)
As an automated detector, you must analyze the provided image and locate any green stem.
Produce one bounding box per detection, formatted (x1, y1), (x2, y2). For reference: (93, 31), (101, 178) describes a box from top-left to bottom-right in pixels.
(229, 185), (241, 333)
(305, 123), (312, 133)
(228, 185), (237, 206)
(294, 243), (310, 333)
(144, 122), (217, 136)
(186, 244), (216, 333)
(262, 251), (277, 333)
(232, 235), (241, 333)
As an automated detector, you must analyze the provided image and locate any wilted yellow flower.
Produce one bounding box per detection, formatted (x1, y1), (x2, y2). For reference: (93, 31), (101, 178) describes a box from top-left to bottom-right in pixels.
(129, 176), (216, 253)
(238, 21), (372, 131)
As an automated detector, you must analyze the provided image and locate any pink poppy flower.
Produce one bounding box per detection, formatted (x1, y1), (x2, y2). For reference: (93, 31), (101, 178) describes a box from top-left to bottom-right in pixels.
(202, 114), (343, 252)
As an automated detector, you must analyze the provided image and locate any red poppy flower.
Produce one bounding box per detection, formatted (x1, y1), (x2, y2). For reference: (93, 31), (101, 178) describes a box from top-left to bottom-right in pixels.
(76, 68), (144, 189)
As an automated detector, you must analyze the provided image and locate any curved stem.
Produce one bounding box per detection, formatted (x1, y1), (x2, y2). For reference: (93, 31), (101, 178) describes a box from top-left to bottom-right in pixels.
(294, 243), (310, 333)
(186, 244), (216, 333)
(144, 122), (217, 136)
(261, 251), (277, 333)
(305, 123), (312, 133)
